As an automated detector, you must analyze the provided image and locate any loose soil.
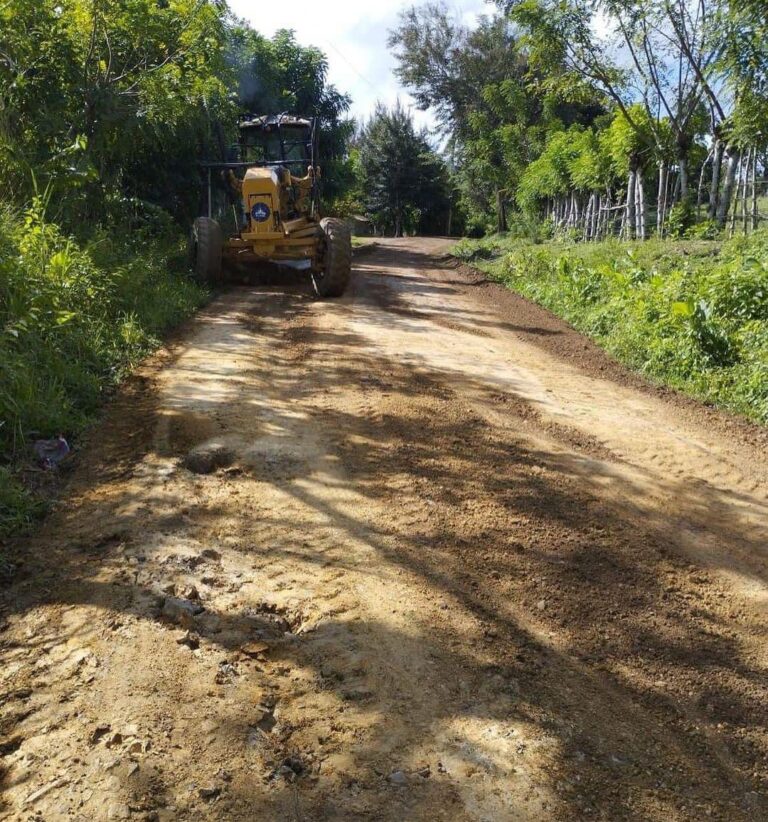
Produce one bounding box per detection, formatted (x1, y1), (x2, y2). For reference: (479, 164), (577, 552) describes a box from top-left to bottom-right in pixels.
(1, 238), (767, 821)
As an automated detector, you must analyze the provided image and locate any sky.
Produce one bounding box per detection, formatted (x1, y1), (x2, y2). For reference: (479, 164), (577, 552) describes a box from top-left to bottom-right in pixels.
(228, 0), (497, 131)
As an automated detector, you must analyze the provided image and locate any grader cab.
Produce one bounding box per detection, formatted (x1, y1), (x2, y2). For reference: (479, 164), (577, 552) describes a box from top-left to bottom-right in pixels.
(191, 114), (351, 298)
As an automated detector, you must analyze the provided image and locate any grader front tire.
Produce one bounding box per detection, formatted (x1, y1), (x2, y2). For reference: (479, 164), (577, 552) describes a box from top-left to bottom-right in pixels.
(313, 218), (351, 298)
(192, 217), (223, 284)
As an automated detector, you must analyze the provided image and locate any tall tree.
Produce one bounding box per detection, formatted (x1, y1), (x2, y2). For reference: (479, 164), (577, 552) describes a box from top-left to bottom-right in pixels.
(389, 2), (603, 232)
(357, 103), (451, 237)
(226, 26), (354, 203)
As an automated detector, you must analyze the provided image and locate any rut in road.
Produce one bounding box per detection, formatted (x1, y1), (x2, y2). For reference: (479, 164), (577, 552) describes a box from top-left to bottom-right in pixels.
(1, 239), (767, 821)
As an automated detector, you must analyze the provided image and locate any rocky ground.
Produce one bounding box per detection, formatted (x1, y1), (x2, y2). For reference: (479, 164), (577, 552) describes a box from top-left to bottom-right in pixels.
(1, 238), (767, 821)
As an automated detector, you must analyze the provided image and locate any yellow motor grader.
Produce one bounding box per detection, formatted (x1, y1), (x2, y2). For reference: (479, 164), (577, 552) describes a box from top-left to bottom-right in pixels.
(191, 114), (351, 298)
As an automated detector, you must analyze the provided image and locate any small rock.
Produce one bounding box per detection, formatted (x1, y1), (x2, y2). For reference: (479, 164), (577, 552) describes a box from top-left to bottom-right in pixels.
(240, 641), (270, 659)
(201, 548), (221, 561)
(536, 599), (547, 611)
(183, 444), (234, 475)
(105, 732), (124, 749)
(198, 785), (221, 800)
(177, 631), (200, 650)
(388, 770), (408, 786)
(107, 803), (131, 820)
(180, 585), (200, 602)
(162, 596), (205, 628)
(215, 661), (238, 684)
(90, 723), (111, 744)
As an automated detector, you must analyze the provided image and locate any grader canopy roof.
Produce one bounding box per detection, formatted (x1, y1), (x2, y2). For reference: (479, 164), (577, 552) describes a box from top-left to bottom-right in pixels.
(237, 114), (315, 168)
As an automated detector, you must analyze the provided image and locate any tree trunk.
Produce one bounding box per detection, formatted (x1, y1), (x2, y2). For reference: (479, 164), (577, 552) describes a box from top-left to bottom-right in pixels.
(623, 172), (636, 240)
(582, 195), (591, 240)
(635, 170), (647, 240)
(592, 193), (600, 240)
(742, 149), (752, 235)
(718, 147), (740, 227)
(678, 155), (689, 202)
(708, 139), (724, 220)
(729, 152), (746, 237)
(672, 171), (681, 204)
(751, 149), (759, 231)
(496, 189), (507, 233)
(657, 163), (668, 237)
(584, 193), (594, 240)
(696, 150), (712, 217)
(602, 189), (613, 239)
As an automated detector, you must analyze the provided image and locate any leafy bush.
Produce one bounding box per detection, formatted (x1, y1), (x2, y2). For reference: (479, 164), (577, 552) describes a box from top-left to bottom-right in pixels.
(686, 219), (719, 240)
(0, 201), (207, 539)
(0, 467), (41, 555)
(453, 231), (768, 424)
(666, 199), (696, 238)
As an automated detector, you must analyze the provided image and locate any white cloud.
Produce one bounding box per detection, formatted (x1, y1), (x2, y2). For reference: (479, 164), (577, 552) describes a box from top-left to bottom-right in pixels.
(227, 0), (496, 131)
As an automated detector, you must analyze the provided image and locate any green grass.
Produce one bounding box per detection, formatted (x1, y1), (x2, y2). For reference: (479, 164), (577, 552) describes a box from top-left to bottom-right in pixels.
(452, 231), (768, 425)
(0, 200), (208, 545)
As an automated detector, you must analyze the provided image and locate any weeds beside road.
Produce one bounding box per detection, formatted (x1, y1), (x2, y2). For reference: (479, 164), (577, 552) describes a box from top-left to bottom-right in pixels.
(453, 232), (768, 426)
(0, 202), (207, 541)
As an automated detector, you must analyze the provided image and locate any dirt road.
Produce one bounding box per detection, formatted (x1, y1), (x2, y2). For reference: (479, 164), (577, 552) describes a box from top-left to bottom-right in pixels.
(2, 238), (767, 821)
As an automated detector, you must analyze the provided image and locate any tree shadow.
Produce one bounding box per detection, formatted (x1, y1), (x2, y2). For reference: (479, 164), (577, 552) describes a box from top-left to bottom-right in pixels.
(1, 260), (767, 820)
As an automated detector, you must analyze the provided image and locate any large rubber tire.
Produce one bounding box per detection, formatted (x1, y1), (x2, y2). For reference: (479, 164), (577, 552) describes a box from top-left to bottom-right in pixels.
(313, 218), (351, 298)
(191, 217), (223, 284)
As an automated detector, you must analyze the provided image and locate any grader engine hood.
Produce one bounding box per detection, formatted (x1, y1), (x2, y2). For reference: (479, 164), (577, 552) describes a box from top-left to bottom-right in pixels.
(242, 167), (285, 239)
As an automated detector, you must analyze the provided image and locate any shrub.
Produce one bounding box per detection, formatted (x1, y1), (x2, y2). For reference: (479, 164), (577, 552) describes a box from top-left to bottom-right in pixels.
(0, 201), (207, 540)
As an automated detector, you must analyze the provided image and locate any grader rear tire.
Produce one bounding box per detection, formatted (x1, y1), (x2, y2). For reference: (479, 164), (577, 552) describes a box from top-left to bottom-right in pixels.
(191, 217), (223, 284)
(313, 218), (351, 298)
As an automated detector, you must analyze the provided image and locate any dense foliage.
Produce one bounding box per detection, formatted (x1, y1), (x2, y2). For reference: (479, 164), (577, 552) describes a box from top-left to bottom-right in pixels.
(354, 104), (452, 237)
(391, 0), (768, 239)
(0, 200), (207, 539)
(389, 5), (603, 235)
(455, 231), (768, 423)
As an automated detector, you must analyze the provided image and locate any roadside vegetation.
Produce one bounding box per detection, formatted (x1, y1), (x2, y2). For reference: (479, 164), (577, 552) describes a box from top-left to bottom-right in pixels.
(454, 229), (768, 424)
(348, 103), (453, 237)
(390, 0), (767, 239)
(0, 200), (207, 541)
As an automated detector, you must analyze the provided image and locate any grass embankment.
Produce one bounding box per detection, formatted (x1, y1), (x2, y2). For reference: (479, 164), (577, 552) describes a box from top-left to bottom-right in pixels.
(452, 232), (768, 425)
(0, 202), (207, 551)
